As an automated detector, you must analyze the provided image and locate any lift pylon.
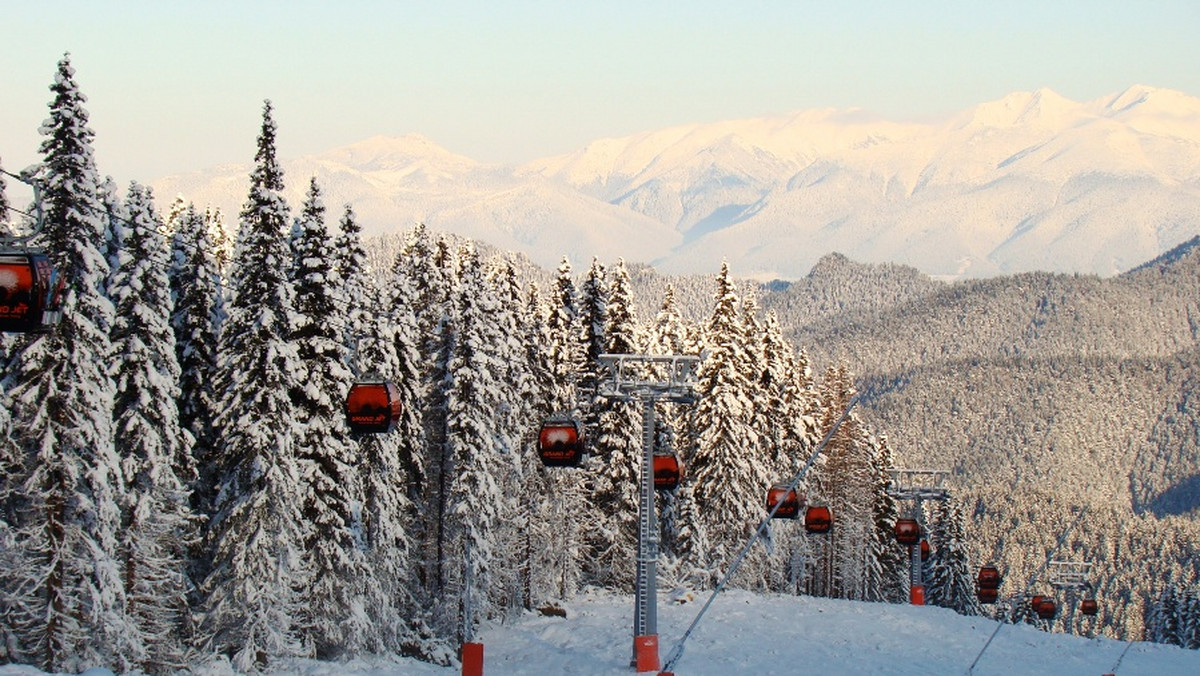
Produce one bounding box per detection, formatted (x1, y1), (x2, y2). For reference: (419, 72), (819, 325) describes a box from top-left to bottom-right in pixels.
(598, 353), (699, 672)
(887, 468), (950, 605)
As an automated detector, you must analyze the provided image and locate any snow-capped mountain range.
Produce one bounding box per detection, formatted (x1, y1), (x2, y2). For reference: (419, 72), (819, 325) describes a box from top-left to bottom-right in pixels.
(152, 85), (1200, 280)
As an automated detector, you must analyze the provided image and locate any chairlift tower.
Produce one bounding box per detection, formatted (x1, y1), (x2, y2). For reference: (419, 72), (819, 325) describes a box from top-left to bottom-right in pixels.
(598, 353), (700, 672)
(887, 468), (950, 605)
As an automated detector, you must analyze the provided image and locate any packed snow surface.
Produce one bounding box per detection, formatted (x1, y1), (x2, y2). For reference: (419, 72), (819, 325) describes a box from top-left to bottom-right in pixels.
(5, 589), (1198, 675)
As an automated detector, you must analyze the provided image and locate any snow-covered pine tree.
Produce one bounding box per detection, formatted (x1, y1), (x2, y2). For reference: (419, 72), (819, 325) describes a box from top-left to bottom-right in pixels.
(577, 258), (608, 413)
(200, 101), (308, 671)
(680, 262), (772, 587)
(411, 235), (459, 604)
(99, 176), (126, 279)
(547, 257), (582, 414)
(110, 183), (197, 673)
(333, 205), (368, 363)
(811, 363), (876, 600)
(754, 310), (823, 592)
(288, 177), (369, 658)
(206, 206), (231, 276)
(486, 257), (532, 460)
(485, 257), (540, 612)
(1148, 582), (1182, 645)
(2, 54), (132, 672)
(867, 434), (907, 603)
(926, 498), (981, 615)
(540, 258), (588, 599)
(357, 273), (437, 660)
(167, 198), (223, 524)
(514, 282), (579, 608)
(759, 311), (817, 476)
(587, 258), (642, 588)
(1181, 587), (1200, 649)
(444, 244), (512, 639)
(645, 284), (696, 565)
(576, 258), (609, 584)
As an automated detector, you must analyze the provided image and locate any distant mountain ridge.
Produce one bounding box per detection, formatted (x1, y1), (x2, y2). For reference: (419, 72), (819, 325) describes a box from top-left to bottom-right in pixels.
(152, 85), (1200, 280)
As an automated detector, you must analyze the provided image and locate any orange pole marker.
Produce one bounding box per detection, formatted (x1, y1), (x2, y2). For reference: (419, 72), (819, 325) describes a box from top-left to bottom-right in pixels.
(634, 634), (660, 672)
(461, 641), (484, 676)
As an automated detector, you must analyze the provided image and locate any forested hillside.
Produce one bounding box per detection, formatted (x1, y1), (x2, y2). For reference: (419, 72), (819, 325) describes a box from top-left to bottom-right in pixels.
(760, 246), (1200, 641)
(2, 57), (982, 675)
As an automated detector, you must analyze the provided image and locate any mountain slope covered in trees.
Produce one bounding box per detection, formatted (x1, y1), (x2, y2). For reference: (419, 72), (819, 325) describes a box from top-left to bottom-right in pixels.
(761, 244), (1200, 641)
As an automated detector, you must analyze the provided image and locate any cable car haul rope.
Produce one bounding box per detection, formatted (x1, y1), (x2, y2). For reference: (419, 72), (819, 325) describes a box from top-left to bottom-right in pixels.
(659, 393), (862, 675)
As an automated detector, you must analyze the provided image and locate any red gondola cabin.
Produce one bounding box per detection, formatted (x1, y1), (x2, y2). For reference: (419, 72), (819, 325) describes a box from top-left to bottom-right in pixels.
(894, 518), (921, 546)
(538, 415), (586, 468)
(345, 380), (403, 434)
(919, 539), (932, 561)
(1080, 599), (1099, 616)
(1032, 595), (1057, 620)
(977, 587), (999, 604)
(653, 452), (681, 491)
(977, 566), (1002, 590)
(766, 484), (803, 519)
(805, 505), (833, 534)
(0, 251), (64, 333)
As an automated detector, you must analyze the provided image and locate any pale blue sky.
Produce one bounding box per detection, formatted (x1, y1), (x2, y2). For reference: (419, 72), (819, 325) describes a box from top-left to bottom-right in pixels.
(1, 1), (1197, 183)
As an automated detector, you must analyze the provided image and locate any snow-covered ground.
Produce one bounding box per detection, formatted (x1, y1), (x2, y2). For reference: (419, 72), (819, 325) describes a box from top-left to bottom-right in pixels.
(4, 589), (1198, 675)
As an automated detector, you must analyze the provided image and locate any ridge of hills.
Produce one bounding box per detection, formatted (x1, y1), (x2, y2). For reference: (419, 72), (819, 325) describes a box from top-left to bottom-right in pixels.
(153, 85), (1200, 281)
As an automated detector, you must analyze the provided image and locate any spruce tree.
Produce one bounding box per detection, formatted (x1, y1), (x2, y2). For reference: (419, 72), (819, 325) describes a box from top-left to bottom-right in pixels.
(547, 256), (582, 414)
(359, 275), (433, 657)
(111, 183), (196, 673)
(3, 53), (132, 672)
(811, 363), (876, 600)
(200, 101), (308, 670)
(414, 236), (458, 603)
(680, 263), (771, 586)
(516, 283), (578, 606)
(646, 284), (695, 563)
(540, 258), (587, 598)
(868, 434), (907, 603)
(926, 498), (982, 615)
(288, 177), (367, 657)
(167, 198), (223, 523)
(588, 259), (642, 587)
(444, 244), (512, 638)
(577, 258), (608, 421)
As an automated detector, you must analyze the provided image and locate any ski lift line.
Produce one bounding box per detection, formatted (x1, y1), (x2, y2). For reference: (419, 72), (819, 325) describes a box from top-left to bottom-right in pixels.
(1109, 639), (1136, 674)
(964, 504), (1091, 676)
(660, 392), (862, 674)
(0, 166), (234, 262)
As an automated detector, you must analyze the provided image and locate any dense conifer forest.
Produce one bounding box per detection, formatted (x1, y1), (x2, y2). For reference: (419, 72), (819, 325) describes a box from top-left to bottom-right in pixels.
(1, 55), (1197, 675)
(761, 244), (1200, 646)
